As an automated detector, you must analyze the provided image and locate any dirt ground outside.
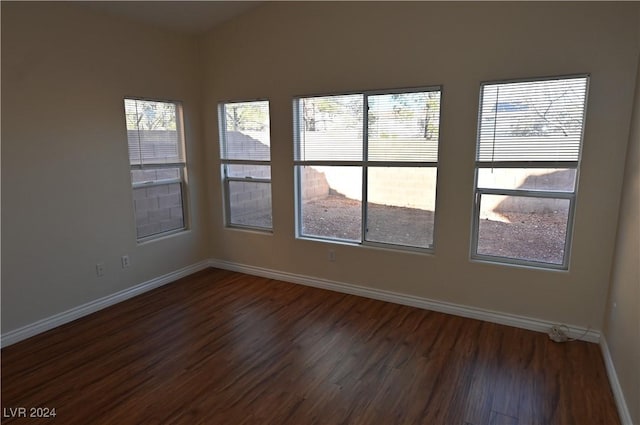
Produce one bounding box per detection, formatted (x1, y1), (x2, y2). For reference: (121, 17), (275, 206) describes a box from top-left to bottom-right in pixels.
(233, 193), (568, 265)
(301, 194), (567, 265)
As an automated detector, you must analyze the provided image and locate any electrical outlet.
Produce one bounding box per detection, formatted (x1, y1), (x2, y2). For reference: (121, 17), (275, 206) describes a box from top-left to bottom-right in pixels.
(96, 263), (105, 277)
(328, 249), (336, 262)
(121, 255), (130, 268)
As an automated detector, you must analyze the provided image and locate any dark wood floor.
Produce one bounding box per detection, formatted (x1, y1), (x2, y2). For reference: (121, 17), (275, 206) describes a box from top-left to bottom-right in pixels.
(2, 268), (619, 424)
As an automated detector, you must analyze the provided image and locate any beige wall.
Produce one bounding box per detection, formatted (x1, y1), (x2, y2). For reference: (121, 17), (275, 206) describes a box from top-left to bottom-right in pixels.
(604, 45), (640, 424)
(203, 2), (639, 329)
(1, 2), (209, 332)
(1, 1), (638, 358)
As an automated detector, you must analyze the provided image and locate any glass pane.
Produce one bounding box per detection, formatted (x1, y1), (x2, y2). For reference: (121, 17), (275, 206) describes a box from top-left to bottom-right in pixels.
(367, 91), (440, 162)
(131, 168), (180, 185)
(477, 168), (576, 192)
(294, 95), (363, 161)
(476, 194), (570, 265)
(133, 182), (184, 239)
(225, 164), (271, 179)
(228, 181), (272, 229)
(298, 166), (362, 242)
(477, 77), (588, 162)
(221, 101), (270, 161)
(125, 99), (182, 165)
(366, 167), (436, 248)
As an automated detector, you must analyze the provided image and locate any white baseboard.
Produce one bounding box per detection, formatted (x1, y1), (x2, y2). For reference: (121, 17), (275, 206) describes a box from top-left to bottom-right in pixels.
(208, 259), (600, 343)
(3, 257), (617, 418)
(600, 336), (634, 425)
(0, 260), (211, 348)
(1, 257), (600, 348)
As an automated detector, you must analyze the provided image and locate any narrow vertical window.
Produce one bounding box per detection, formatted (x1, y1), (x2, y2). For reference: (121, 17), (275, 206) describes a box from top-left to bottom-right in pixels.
(125, 98), (187, 241)
(471, 76), (589, 268)
(219, 101), (272, 230)
(294, 87), (441, 250)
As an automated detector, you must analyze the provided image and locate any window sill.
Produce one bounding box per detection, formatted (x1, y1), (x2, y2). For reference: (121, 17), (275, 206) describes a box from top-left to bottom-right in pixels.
(470, 255), (569, 272)
(296, 235), (435, 256)
(225, 225), (274, 235)
(137, 228), (189, 245)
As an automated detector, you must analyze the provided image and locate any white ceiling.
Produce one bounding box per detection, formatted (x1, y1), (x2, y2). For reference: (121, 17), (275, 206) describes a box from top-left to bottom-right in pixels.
(83, 1), (262, 34)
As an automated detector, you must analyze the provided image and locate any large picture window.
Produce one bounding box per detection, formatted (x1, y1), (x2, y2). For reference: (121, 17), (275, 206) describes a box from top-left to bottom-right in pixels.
(219, 100), (272, 230)
(294, 88), (441, 250)
(124, 98), (187, 241)
(471, 75), (589, 268)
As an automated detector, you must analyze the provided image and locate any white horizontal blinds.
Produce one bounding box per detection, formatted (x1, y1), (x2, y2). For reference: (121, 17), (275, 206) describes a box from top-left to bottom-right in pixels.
(294, 94), (363, 161)
(131, 168), (181, 185)
(367, 91), (441, 162)
(124, 99), (182, 166)
(477, 77), (588, 163)
(221, 101), (270, 161)
(225, 164), (271, 179)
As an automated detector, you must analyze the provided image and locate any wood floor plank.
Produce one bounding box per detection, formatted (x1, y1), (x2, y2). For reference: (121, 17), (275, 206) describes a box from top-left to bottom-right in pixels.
(1, 268), (620, 424)
(489, 410), (519, 425)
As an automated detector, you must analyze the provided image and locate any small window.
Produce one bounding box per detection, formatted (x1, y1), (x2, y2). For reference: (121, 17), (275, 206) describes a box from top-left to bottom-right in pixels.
(219, 101), (272, 230)
(471, 76), (589, 269)
(124, 98), (188, 241)
(294, 88), (441, 250)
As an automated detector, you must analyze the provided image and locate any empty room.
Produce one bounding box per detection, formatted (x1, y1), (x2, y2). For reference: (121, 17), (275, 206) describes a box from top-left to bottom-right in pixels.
(2, 1), (638, 424)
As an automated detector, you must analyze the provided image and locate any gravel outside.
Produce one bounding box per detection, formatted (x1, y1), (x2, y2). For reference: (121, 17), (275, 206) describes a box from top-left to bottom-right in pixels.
(234, 193), (568, 265)
(301, 194), (567, 264)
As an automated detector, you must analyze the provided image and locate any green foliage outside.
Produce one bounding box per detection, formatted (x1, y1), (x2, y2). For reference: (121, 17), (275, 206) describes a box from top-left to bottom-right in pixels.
(226, 102), (268, 132)
(126, 100), (177, 131)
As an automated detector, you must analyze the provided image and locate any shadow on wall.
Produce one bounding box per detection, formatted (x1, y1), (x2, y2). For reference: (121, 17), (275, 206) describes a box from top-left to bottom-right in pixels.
(301, 166), (437, 210)
(492, 169), (574, 215)
(478, 169), (573, 264)
(302, 166), (573, 215)
(225, 131), (270, 166)
(299, 166), (569, 263)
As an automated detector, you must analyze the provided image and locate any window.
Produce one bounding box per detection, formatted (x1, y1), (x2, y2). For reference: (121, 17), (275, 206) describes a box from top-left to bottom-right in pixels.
(294, 88), (441, 250)
(124, 98), (188, 241)
(471, 75), (589, 269)
(219, 101), (272, 230)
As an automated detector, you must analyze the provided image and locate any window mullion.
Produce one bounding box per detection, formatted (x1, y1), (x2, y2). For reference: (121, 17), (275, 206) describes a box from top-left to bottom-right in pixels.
(367, 161), (438, 167)
(132, 178), (182, 189)
(293, 160), (364, 167)
(362, 94), (369, 243)
(137, 162), (185, 169)
(477, 188), (575, 199)
(222, 159), (272, 166)
(476, 160), (579, 169)
(226, 177), (271, 184)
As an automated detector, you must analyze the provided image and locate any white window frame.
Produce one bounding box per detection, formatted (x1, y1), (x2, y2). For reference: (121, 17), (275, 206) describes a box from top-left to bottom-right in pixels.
(218, 99), (273, 232)
(470, 75), (589, 270)
(125, 97), (188, 242)
(293, 86), (442, 253)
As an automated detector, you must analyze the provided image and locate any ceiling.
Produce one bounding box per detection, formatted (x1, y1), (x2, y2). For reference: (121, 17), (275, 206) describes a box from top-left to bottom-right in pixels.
(82, 1), (262, 34)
